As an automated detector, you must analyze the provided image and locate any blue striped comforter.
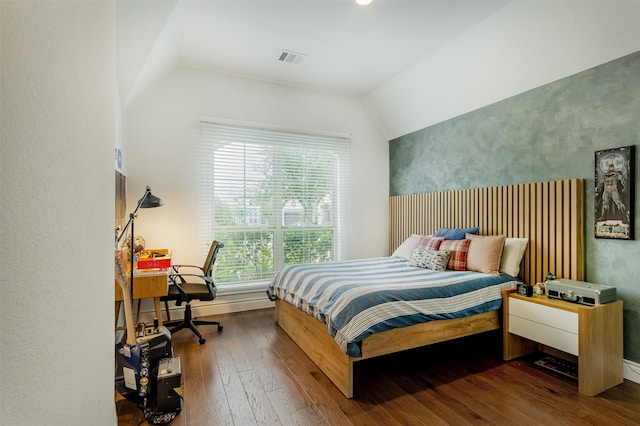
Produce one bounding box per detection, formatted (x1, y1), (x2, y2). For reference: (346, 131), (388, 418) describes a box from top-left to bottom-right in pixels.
(267, 257), (519, 357)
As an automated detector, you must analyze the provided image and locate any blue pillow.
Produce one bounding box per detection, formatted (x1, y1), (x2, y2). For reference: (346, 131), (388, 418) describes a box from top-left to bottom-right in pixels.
(433, 227), (480, 240)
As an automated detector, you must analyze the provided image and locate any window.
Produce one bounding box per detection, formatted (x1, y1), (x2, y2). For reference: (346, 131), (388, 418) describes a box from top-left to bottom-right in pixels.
(200, 120), (350, 285)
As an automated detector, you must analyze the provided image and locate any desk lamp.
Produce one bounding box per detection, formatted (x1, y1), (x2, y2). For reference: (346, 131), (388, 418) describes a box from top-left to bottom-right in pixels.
(116, 185), (164, 301)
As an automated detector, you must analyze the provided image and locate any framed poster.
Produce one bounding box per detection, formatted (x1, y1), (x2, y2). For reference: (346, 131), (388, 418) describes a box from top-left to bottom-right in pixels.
(595, 145), (635, 240)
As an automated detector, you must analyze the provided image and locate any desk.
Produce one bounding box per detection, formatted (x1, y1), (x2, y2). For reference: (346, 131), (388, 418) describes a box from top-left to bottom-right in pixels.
(115, 270), (169, 329)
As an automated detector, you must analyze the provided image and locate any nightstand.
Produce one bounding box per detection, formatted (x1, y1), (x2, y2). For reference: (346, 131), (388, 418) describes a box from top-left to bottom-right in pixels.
(503, 288), (623, 396)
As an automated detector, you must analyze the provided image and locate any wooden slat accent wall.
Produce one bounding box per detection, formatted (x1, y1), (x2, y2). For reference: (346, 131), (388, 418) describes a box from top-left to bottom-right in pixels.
(389, 179), (584, 285)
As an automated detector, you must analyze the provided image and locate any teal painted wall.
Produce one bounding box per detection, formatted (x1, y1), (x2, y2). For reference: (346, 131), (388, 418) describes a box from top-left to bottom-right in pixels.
(389, 51), (640, 363)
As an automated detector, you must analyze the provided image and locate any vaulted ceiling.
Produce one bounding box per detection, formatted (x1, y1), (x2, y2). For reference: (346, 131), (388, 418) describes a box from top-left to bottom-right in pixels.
(116, 0), (511, 108)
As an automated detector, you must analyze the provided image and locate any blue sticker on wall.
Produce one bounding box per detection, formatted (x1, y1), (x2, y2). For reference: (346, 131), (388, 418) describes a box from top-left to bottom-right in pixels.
(115, 148), (122, 170)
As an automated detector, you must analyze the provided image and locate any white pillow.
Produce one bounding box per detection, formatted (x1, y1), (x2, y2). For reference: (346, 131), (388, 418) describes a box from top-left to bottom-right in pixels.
(499, 238), (529, 277)
(392, 234), (421, 259)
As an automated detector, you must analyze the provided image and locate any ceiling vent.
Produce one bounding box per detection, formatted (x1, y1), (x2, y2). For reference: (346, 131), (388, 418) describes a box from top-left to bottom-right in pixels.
(278, 50), (305, 64)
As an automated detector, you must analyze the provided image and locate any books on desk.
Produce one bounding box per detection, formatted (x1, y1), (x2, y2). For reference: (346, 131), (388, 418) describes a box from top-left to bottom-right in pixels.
(137, 248), (171, 271)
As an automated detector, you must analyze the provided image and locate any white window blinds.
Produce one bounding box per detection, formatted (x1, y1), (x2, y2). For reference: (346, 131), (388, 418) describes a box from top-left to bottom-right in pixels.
(200, 120), (350, 285)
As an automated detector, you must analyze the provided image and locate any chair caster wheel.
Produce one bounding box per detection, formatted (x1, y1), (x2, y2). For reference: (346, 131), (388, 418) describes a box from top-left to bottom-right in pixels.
(199, 338), (206, 344)
(218, 325), (223, 331)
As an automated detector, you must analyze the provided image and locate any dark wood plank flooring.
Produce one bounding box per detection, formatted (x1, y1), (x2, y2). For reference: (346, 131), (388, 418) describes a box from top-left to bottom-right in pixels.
(117, 308), (640, 425)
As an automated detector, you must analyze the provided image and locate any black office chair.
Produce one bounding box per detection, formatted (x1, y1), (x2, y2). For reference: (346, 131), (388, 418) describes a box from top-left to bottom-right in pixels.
(161, 241), (224, 344)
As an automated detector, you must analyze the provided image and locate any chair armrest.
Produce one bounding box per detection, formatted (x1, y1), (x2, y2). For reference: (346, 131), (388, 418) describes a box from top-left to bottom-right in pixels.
(171, 264), (205, 274)
(169, 273), (214, 285)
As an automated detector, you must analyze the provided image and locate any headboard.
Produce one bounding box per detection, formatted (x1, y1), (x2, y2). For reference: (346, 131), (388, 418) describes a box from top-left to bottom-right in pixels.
(389, 179), (584, 285)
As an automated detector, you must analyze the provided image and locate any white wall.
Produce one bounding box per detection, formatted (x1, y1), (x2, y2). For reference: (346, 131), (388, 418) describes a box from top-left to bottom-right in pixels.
(125, 67), (389, 270)
(116, 0), (179, 109)
(365, 1), (640, 140)
(1, 3), (116, 424)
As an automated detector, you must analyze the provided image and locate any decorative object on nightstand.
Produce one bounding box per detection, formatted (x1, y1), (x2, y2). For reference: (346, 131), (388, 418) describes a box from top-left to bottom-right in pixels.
(546, 279), (617, 306)
(533, 282), (545, 296)
(516, 282), (533, 297)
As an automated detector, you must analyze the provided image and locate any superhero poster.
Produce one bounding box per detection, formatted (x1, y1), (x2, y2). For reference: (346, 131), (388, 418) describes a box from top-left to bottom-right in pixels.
(594, 145), (635, 240)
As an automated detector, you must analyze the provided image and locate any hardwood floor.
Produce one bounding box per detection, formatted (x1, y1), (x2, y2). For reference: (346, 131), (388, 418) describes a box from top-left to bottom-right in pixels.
(117, 308), (640, 425)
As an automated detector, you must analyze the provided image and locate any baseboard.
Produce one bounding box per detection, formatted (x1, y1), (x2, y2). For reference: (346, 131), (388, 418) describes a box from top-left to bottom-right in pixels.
(142, 290), (274, 324)
(190, 296), (275, 317)
(624, 359), (640, 384)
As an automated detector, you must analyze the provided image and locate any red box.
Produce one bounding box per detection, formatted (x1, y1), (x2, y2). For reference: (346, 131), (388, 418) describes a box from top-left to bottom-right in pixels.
(137, 258), (171, 270)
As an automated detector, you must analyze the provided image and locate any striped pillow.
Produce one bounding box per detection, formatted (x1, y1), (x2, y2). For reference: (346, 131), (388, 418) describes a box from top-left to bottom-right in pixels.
(439, 239), (471, 271)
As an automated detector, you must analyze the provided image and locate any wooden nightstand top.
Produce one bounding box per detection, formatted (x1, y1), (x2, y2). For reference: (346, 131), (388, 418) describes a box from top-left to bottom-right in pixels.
(505, 288), (622, 313)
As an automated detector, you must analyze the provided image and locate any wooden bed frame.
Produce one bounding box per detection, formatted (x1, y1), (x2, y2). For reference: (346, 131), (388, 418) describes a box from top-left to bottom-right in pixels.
(275, 179), (584, 398)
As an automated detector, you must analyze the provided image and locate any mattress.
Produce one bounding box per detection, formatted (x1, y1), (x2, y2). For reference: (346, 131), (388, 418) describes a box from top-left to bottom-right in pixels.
(267, 256), (519, 357)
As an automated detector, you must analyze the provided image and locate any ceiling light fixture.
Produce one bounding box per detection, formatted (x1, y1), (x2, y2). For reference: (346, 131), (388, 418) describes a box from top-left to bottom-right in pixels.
(356, 0), (372, 5)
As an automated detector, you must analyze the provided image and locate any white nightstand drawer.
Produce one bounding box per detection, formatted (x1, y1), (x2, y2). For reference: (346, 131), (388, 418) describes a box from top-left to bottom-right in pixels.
(509, 298), (578, 333)
(509, 314), (579, 355)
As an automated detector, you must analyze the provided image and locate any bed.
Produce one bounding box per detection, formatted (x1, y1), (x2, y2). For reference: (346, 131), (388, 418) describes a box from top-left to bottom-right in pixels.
(268, 257), (520, 357)
(269, 179), (584, 398)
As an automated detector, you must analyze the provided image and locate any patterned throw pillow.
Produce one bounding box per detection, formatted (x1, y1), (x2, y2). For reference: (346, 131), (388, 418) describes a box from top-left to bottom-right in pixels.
(439, 239), (471, 271)
(415, 235), (444, 250)
(410, 248), (452, 271)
